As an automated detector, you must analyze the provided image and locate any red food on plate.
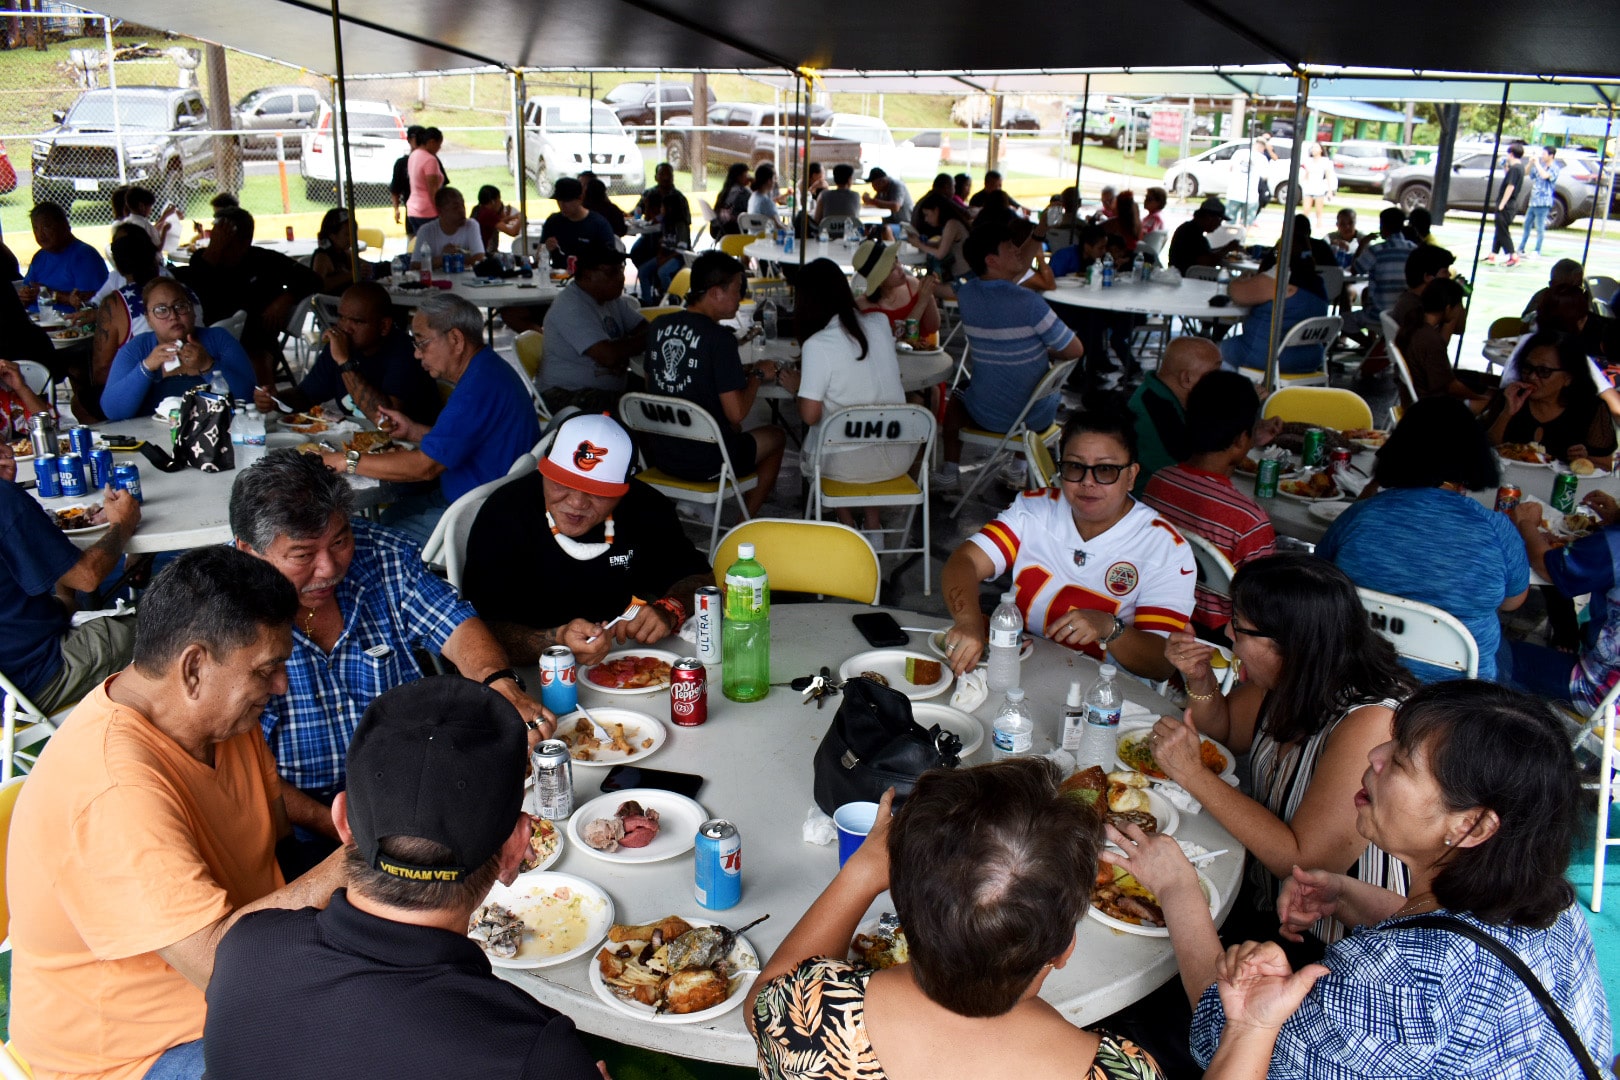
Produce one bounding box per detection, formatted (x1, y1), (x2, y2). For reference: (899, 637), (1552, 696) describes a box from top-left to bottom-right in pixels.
(587, 655), (672, 689)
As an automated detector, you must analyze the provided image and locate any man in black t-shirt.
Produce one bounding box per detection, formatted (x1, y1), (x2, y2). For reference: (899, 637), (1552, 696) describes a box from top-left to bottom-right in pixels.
(540, 176), (619, 269)
(203, 678), (604, 1080)
(463, 413), (713, 666)
(1167, 197), (1240, 274)
(1490, 143), (1527, 265)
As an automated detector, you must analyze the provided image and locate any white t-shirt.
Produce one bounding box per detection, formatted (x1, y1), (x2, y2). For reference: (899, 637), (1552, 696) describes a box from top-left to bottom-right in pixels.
(413, 218), (485, 264)
(1231, 148), (1268, 204)
(747, 190), (782, 226)
(799, 311), (910, 483)
(969, 494), (1195, 656)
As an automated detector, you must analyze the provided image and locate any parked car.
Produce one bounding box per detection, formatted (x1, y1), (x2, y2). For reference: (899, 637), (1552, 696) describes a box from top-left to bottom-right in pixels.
(0, 140), (16, 195)
(1329, 140), (1408, 192)
(300, 98), (409, 204)
(507, 96), (644, 199)
(662, 102), (858, 176)
(603, 81), (716, 137)
(1065, 96), (1151, 147)
(234, 84), (325, 157)
(819, 113), (941, 180)
(31, 86), (216, 210)
(1162, 137), (1293, 200)
(1381, 146), (1598, 229)
(973, 107), (1041, 131)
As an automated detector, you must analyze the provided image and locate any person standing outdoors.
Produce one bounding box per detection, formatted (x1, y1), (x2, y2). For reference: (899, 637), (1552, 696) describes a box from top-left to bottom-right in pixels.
(1489, 144), (1526, 266)
(1519, 144), (1561, 259)
(405, 128), (445, 238)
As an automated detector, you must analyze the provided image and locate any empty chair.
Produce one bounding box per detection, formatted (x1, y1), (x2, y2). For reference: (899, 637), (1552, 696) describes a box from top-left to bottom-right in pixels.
(1021, 428), (1058, 488)
(0, 670), (60, 782)
(618, 391), (757, 557)
(1260, 386), (1375, 431)
(951, 358), (1079, 516)
(712, 519), (879, 604)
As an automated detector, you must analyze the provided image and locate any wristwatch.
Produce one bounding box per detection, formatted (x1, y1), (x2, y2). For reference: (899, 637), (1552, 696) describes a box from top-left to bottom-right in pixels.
(345, 449), (361, 475)
(338, 358), (361, 376)
(482, 667), (527, 691)
(1101, 614), (1129, 646)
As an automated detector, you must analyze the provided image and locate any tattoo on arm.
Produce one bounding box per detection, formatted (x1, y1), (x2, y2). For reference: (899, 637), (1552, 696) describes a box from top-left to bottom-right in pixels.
(340, 371), (397, 426)
(486, 621), (553, 666)
(945, 584), (975, 618)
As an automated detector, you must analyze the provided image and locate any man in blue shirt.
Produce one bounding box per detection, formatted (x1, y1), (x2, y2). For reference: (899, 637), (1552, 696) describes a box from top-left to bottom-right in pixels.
(937, 222), (1084, 488)
(1520, 144), (1563, 258)
(232, 450), (553, 876)
(319, 291), (538, 544)
(17, 202), (108, 312)
(1350, 206), (1415, 334)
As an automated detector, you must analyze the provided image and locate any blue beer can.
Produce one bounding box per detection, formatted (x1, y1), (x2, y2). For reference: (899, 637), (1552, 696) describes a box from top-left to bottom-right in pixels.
(58, 453), (87, 497)
(68, 425), (95, 460)
(89, 448), (114, 488)
(694, 818), (742, 910)
(34, 454), (62, 497)
(112, 462), (143, 503)
(538, 645), (579, 715)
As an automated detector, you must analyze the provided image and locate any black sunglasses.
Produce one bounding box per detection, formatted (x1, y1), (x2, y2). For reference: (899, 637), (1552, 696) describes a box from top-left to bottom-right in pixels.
(1058, 460), (1132, 485)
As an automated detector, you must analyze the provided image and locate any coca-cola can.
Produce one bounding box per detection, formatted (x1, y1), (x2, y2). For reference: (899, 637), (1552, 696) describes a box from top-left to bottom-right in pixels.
(670, 658), (707, 727)
(694, 585), (722, 666)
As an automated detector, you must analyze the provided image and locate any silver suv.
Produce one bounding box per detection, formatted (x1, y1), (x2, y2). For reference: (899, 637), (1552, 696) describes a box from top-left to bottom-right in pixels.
(234, 84), (326, 156)
(1382, 147), (1598, 230)
(31, 86), (215, 210)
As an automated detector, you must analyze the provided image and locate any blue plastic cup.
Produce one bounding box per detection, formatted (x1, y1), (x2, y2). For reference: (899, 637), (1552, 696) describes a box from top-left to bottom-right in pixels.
(833, 801), (880, 867)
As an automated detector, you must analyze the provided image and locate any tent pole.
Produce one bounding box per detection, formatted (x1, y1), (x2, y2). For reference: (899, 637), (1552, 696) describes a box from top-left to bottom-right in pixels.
(1264, 72), (1308, 393)
(799, 70), (810, 274)
(1073, 73), (1090, 199)
(328, 0), (357, 285)
(1582, 96), (1614, 266)
(513, 72), (528, 265)
(1457, 82), (1511, 371)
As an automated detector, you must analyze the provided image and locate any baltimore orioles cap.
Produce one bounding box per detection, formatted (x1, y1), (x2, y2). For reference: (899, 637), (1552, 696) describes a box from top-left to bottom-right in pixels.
(538, 412), (632, 497)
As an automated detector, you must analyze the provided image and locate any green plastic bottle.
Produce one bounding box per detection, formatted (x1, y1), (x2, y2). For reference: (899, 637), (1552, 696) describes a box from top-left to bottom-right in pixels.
(722, 542), (770, 702)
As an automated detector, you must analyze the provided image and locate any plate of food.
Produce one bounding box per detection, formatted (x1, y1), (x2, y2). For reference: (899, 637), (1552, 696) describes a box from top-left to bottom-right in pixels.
(567, 788), (707, 864)
(926, 629), (1033, 665)
(554, 708), (667, 766)
(839, 650), (953, 701)
(1342, 428), (1389, 450)
(581, 648), (683, 695)
(467, 871), (613, 969)
(1307, 501), (1353, 524)
(521, 816), (565, 873)
(1235, 449), (1297, 478)
(1497, 442), (1554, 467)
(11, 436), (72, 460)
(849, 913), (910, 969)
(1115, 726), (1237, 784)
(1556, 458), (1611, 480)
(53, 503), (111, 535)
(1087, 864), (1218, 937)
(1058, 766), (1179, 837)
(909, 701), (985, 758)
(590, 914), (763, 1024)
(1277, 474), (1345, 503)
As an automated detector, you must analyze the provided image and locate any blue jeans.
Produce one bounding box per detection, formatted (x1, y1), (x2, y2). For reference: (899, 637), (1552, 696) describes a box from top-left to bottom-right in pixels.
(1520, 204), (1550, 254)
(143, 1039), (205, 1080)
(1505, 639), (1577, 705)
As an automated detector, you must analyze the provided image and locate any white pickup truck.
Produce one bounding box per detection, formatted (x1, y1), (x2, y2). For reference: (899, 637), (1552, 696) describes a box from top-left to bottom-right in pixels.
(819, 114), (942, 180)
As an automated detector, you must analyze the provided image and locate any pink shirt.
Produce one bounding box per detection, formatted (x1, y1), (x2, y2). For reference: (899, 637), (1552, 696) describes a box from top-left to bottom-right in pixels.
(405, 148), (443, 219)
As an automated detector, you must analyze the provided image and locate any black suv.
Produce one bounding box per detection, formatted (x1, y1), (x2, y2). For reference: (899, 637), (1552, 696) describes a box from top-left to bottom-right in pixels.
(31, 86), (216, 210)
(604, 81), (716, 137)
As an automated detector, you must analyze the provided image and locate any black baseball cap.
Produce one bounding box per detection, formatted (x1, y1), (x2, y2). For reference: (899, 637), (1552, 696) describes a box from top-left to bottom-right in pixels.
(574, 244), (630, 271)
(345, 677), (528, 883)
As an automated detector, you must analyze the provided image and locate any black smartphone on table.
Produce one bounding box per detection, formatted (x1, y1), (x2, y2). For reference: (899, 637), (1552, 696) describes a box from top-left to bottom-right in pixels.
(852, 611), (909, 649)
(600, 765), (704, 799)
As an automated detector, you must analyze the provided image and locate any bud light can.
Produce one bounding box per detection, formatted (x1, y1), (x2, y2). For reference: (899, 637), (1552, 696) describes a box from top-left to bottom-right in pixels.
(670, 658), (707, 727)
(1301, 428), (1327, 469)
(1552, 473), (1579, 515)
(1494, 485), (1522, 514)
(113, 462), (143, 503)
(539, 645), (578, 715)
(694, 818), (741, 910)
(90, 448), (114, 489)
(1255, 457), (1281, 499)
(694, 585), (722, 666)
(34, 454), (62, 498)
(529, 739), (574, 821)
(68, 425), (95, 460)
(58, 453), (87, 497)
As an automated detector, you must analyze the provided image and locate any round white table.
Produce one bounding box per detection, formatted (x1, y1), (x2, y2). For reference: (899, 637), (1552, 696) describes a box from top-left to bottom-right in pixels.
(495, 602), (1243, 1066)
(1046, 276), (1250, 322)
(383, 272), (561, 310)
(743, 238), (926, 276)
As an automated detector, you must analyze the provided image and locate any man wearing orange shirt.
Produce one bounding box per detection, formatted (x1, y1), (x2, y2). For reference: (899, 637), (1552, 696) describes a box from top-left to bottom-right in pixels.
(7, 547), (346, 1080)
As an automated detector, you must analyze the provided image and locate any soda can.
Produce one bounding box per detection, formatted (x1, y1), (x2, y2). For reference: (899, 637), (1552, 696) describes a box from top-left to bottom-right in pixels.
(89, 448), (114, 489)
(57, 452), (86, 497)
(1494, 485), (1522, 514)
(1552, 473), (1580, 515)
(1255, 457), (1281, 499)
(694, 818), (742, 910)
(670, 658), (707, 727)
(34, 454), (62, 498)
(285, 225), (295, 242)
(68, 425), (95, 460)
(1328, 446), (1353, 472)
(538, 645), (579, 715)
(530, 740), (574, 821)
(168, 408), (182, 450)
(567, 254), (577, 277)
(1300, 428), (1327, 469)
(904, 317), (919, 343)
(784, 231), (795, 255)
(694, 585), (722, 666)
(113, 462), (143, 503)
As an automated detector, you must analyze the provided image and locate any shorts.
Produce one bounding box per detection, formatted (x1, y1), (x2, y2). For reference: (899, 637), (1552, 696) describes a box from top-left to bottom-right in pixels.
(30, 612), (137, 714)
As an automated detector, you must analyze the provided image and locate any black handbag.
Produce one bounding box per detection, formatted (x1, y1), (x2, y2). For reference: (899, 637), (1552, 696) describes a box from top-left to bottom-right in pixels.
(173, 385), (235, 472)
(812, 676), (961, 815)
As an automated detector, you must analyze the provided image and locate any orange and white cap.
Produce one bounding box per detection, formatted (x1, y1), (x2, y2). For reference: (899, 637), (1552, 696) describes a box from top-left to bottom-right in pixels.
(538, 413), (632, 497)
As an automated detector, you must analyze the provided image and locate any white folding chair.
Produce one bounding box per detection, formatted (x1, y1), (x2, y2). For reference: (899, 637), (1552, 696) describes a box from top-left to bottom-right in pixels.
(14, 360), (51, 398)
(1381, 327), (1421, 428)
(1356, 587), (1479, 679)
(209, 309), (248, 341)
(951, 358), (1079, 517)
(737, 212), (773, 236)
(806, 405), (936, 593)
(818, 216), (861, 241)
(419, 469), (530, 592)
(0, 669), (63, 782)
(1140, 229), (1169, 260)
(1184, 529), (1237, 613)
(1317, 265), (1345, 305)
(1248, 315), (1340, 391)
(1578, 682), (1620, 911)
(618, 391), (757, 558)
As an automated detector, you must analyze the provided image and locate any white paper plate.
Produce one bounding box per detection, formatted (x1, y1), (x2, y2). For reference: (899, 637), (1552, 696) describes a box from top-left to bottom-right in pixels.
(567, 788), (707, 864)
(473, 871), (614, 969)
(1240, 449), (1299, 478)
(926, 629), (1032, 665)
(1087, 870), (1218, 938)
(525, 817), (565, 874)
(839, 649), (953, 700)
(1277, 486), (1347, 504)
(909, 701), (984, 757)
(588, 916), (760, 1025)
(1115, 726), (1237, 784)
(1346, 434), (1389, 451)
(1498, 453), (1554, 470)
(54, 503), (111, 535)
(554, 707), (668, 767)
(579, 647), (685, 696)
(1308, 501), (1353, 524)
(1554, 462), (1612, 480)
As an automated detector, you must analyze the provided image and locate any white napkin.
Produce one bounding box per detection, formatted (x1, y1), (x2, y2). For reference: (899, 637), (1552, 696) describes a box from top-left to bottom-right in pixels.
(803, 807), (836, 846)
(1120, 699), (1157, 724)
(70, 599), (134, 628)
(1155, 781), (1204, 815)
(951, 669), (988, 711)
(1043, 748), (1077, 776)
(1331, 461), (1370, 497)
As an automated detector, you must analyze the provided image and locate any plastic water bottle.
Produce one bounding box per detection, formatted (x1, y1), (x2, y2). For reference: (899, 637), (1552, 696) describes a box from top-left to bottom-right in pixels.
(208, 368), (231, 397)
(1216, 264), (1231, 298)
(722, 542), (770, 702)
(230, 406), (266, 465)
(1101, 253), (1115, 288)
(1131, 251), (1146, 283)
(759, 299), (778, 341)
(992, 687), (1034, 760)
(417, 242), (433, 283)
(1059, 680), (1086, 753)
(986, 590), (1023, 693)
(1077, 665), (1124, 769)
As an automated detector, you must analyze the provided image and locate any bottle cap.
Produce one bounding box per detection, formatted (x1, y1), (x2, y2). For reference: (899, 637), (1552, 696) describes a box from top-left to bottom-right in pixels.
(1006, 687), (1025, 701)
(1066, 680), (1082, 706)
(1099, 664), (1117, 679)
(1000, 590), (1016, 603)
(738, 543), (755, 559)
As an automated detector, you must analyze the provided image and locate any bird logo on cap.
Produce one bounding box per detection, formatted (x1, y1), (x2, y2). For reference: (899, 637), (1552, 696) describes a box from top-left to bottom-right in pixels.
(573, 440), (610, 472)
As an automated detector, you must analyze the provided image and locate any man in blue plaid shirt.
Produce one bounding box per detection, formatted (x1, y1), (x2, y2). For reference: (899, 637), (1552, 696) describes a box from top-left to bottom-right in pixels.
(231, 450), (553, 875)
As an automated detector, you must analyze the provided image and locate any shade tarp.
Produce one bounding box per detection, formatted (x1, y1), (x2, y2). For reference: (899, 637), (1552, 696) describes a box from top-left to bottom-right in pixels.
(1310, 99), (1406, 124)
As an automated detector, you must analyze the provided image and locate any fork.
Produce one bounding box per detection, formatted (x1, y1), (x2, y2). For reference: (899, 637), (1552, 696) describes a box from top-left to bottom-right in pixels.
(574, 702), (616, 745)
(584, 597), (646, 643)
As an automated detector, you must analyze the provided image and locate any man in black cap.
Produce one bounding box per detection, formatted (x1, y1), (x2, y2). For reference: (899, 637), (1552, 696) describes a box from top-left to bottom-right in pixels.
(203, 677), (604, 1080)
(538, 245), (648, 415)
(540, 176), (619, 270)
(1167, 196), (1241, 274)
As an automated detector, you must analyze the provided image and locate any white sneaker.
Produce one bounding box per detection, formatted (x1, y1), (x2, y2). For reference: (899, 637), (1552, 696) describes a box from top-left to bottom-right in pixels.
(932, 464), (960, 489)
(860, 529), (886, 553)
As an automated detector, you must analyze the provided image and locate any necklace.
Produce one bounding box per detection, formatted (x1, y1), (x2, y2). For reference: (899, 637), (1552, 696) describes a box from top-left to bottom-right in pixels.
(1393, 892), (1439, 918)
(548, 512), (615, 561)
(302, 607), (317, 637)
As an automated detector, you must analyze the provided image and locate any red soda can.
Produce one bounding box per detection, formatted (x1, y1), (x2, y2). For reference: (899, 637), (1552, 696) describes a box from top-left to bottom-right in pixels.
(285, 225), (295, 241)
(1494, 485), (1522, 514)
(670, 658), (707, 726)
(1329, 447), (1353, 471)
(567, 254), (577, 277)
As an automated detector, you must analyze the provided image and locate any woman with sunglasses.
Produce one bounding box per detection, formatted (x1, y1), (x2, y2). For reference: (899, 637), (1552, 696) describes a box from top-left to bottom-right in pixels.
(1487, 330), (1617, 465)
(941, 411), (1194, 682)
(100, 277), (256, 420)
(1155, 553), (1415, 956)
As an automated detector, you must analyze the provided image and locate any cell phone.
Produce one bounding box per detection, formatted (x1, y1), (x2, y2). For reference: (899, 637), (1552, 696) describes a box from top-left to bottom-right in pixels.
(852, 611), (909, 649)
(600, 765), (704, 800)
(101, 433), (139, 449)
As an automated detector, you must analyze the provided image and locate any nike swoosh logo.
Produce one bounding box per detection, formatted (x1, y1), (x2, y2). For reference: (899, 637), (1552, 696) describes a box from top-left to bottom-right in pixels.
(1180, 568), (1195, 575)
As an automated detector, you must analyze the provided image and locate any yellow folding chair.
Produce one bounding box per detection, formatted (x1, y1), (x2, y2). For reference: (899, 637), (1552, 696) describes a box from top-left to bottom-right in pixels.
(1260, 386), (1375, 431)
(712, 520), (880, 604)
(663, 268), (692, 306)
(618, 392), (758, 557)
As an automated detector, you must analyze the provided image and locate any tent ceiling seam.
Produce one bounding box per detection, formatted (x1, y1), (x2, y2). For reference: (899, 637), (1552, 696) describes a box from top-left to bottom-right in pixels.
(267, 0), (513, 71)
(607, 0), (795, 71)
(1170, 0), (1300, 70)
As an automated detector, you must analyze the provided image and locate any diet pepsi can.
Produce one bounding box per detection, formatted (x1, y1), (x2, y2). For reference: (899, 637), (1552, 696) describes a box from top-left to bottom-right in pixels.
(89, 448), (114, 489)
(694, 585), (722, 666)
(694, 818), (742, 910)
(539, 645), (579, 715)
(529, 739), (574, 821)
(670, 658), (707, 727)
(34, 454), (62, 497)
(112, 462), (143, 503)
(57, 452), (86, 497)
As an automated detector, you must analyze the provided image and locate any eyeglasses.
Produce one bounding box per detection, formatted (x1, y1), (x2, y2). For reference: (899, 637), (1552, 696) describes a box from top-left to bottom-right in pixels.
(149, 301), (194, 319)
(1057, 460), (1131, 485)
(1231, 623), (1277, 640)
(1522, 364), (1564, 380)
(410, 331), (445, 352)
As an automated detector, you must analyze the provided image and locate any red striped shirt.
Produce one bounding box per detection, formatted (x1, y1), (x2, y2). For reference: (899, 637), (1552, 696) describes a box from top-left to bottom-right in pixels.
(1142, 464), (1277, 627)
